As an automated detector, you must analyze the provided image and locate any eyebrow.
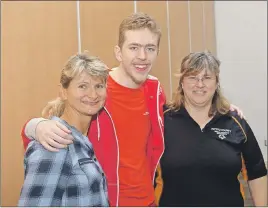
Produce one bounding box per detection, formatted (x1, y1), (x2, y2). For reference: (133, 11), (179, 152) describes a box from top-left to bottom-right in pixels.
(128, 43), (157, 47)
(77, 81), (90, 85)
(77, 80), (104, 85)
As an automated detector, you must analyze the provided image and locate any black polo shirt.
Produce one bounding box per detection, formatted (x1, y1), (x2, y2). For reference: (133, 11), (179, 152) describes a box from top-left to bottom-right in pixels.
(157, 106), (267, 207)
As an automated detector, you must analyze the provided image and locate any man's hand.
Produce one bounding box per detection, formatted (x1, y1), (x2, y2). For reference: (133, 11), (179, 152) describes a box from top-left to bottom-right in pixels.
(230, 104), (245, 119)
(36, 120), (74, 152)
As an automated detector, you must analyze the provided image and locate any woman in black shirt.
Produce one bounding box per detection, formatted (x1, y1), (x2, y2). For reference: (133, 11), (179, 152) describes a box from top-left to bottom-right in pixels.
(155, 51), (267, 206)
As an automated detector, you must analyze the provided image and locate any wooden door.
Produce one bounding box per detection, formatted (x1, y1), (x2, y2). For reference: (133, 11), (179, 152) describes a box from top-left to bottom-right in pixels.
(1, 1), (78, 206)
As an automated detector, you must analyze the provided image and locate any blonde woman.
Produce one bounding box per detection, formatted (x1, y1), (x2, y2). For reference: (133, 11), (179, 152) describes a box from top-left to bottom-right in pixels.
(155, 51), (267, 207)
(18, 53), (110, 206)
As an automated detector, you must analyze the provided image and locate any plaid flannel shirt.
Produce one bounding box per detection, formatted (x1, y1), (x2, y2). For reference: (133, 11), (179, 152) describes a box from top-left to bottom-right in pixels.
(18, 116), (109, 206)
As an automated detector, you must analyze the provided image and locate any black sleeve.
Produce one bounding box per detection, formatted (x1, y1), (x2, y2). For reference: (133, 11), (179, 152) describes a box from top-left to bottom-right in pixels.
(241, 119), (267, 181)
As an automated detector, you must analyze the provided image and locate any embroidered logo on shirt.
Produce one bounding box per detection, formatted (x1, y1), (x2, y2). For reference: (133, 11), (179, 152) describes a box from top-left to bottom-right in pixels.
(211, 128), (231, 140)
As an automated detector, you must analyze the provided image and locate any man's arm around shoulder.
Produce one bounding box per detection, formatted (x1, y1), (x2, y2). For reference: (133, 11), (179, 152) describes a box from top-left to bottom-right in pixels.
(21, 118), (48, 150)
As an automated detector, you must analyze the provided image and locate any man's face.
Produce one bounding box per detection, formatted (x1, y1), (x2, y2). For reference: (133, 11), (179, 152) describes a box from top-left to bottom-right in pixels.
(115, 28), (159, 86)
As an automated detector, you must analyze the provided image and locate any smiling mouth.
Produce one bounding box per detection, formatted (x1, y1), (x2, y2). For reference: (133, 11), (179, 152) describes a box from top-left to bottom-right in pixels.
(82, 101), (99, 106)
(134, 64), (149, 72)
(193, 91), (206, 95)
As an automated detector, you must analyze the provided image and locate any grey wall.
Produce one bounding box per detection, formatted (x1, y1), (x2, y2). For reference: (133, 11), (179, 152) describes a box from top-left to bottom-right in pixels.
(215, 1), (267, 161)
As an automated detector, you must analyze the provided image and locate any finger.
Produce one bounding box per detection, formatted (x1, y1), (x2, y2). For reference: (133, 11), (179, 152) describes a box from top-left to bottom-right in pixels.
(51, 132), (73, 145)
(65, 134), (75, 141)
(53, 126), (73, 140)
(56, 121), (71, 134)
(231, 104), (238, 109)
(40, 140), (59, 152)
(47, 137), (68, 149)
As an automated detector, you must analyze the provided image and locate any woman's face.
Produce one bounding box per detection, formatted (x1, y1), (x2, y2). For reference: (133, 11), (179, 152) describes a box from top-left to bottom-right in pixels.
(62, 71), (106, 117)
(182, 69), (217, 108)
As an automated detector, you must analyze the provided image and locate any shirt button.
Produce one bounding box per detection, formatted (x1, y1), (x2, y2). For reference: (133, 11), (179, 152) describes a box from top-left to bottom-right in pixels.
(150, 96), (153, 99)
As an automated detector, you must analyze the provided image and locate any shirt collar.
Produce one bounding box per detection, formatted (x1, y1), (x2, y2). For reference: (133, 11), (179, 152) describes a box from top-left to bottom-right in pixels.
(165, 104), (231, 120)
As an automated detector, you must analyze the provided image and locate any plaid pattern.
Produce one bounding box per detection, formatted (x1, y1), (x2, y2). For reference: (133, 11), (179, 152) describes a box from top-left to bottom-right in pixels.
(18, 116), (109, 206)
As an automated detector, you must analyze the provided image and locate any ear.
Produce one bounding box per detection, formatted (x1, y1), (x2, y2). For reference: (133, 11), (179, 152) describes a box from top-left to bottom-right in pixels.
(157, 48), (160, 55)
(59, 84), (67, 101)
(114, 45), (122, 62)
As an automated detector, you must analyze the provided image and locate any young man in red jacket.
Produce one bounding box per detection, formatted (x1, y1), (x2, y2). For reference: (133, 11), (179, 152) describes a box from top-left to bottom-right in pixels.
(21, 12), (165, 206)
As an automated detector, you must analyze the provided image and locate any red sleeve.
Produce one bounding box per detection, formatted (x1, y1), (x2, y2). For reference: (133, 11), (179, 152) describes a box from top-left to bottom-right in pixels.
(21, 120), (32, 150)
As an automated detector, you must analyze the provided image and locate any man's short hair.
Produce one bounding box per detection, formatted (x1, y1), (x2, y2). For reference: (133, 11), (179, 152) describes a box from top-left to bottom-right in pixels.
(118, 12), (162, 48)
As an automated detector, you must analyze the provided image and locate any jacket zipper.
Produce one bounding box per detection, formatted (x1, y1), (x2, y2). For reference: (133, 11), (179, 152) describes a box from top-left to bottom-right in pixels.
(103, 107), (120, 207)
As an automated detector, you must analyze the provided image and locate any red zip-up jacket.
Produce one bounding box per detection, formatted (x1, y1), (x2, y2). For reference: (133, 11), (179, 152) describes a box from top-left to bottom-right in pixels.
(21, 75), (166, 206)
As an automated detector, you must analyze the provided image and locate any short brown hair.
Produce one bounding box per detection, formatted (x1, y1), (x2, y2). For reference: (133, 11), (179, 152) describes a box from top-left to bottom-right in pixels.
(118, 12), (162, 48)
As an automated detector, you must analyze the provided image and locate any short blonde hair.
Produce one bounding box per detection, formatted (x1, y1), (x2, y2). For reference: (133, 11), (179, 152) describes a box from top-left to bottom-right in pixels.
(42, 53), (108, 118)
(167, 51), (230, 116)
(118, 12), (162, 48)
